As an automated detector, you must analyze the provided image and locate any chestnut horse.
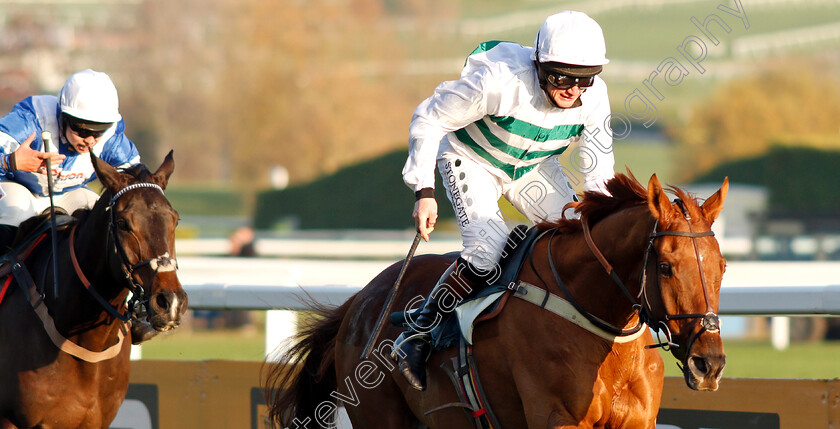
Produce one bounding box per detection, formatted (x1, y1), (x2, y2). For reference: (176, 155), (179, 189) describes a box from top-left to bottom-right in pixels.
(0, 152), (187, 428)
(266, 173), (728, 428)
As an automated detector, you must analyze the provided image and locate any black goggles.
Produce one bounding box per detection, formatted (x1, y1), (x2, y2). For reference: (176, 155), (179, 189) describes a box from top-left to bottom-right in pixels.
(66, 118), (110, 139)
(545, 72), (595, 90)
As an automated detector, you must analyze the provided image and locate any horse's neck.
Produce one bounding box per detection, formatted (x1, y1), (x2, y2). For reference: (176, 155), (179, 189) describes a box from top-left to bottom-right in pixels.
(58, 202), (127, 327)
(541, 206), (655, 327)
(597, 205), (656, 286)
(75, 204), (112, 277)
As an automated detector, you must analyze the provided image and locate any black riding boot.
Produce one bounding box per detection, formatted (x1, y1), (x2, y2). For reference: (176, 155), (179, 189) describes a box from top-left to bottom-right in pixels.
(393, 258), (489, 391)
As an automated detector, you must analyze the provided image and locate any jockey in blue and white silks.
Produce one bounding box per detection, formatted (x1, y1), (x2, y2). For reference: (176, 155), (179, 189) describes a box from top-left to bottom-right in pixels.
(0, 69), (140, 226)
(394, 11), (616, 391)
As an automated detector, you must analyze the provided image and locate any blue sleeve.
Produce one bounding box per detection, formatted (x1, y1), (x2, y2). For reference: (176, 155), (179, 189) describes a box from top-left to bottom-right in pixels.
(0, 98), (43, 176)
(98, 120), (140, 170)
(0, 98), (42, 145)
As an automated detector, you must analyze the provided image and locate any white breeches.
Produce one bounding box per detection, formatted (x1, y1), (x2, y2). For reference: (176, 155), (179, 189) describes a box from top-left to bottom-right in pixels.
(437, 152), (581, 271)
(0, 181), (99, 226)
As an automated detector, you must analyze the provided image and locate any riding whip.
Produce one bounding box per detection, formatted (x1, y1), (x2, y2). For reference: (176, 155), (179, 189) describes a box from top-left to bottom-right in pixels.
(42, 131), (60, 298)
(360, 231), (421, 360)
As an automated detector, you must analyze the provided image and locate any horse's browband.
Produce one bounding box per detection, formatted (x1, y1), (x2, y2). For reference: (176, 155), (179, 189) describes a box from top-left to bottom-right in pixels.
(110, 183), (163, 205)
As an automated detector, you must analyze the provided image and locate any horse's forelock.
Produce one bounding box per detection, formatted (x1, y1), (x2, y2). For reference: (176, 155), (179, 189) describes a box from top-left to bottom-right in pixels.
(667, 185), (705, 224)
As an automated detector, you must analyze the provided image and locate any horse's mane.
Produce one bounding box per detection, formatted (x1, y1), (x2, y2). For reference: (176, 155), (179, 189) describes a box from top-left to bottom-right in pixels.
(537, 172), (701, 232)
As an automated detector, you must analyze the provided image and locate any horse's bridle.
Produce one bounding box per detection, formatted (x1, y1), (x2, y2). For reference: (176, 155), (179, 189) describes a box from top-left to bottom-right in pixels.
(638, 200), (720, 362)
(69, 182), (177, 322)
(542, 199), (720, 368)
(108, 183), (178, 320)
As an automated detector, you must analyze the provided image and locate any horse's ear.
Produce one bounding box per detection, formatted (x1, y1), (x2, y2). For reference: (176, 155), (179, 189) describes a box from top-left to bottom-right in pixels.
(647, 174), (675, 221)
(152, 150), (175, 190)
(90, 152), (126, 193)
(701, 177), (729, 223)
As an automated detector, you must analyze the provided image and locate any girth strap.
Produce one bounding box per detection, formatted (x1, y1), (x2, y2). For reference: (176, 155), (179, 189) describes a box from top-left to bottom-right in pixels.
(513, 281), (647, 343)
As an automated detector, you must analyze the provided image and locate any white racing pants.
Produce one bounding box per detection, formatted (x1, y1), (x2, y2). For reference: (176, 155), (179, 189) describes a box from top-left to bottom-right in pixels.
(437, 152), (580, 272)
(0, 181), (99, 226)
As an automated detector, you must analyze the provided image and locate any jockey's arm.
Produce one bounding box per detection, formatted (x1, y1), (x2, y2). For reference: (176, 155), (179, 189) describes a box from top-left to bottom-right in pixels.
(403, 70), (492, 240)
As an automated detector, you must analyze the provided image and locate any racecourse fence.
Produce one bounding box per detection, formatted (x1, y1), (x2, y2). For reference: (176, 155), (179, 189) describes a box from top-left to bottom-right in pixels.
(167, 253), (840, 357)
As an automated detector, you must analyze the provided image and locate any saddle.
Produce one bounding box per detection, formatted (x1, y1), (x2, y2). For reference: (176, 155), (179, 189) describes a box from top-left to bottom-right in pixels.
(0, 216), (78, 304)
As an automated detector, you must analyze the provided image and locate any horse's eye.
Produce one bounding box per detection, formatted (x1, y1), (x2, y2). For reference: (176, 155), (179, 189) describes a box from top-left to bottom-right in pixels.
(116, 218), (131, 231)
(658, 263), (673, 276)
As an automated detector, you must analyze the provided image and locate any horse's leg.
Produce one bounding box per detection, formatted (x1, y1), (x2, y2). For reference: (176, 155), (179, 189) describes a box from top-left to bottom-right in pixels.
(517, 343), (662, 429)
(416, 349), (485, 429)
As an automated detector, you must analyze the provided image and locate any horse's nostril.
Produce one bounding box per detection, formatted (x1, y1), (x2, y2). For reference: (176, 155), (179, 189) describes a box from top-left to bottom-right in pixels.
(691, 356), (708, 375)
(155, 293), (170, 311)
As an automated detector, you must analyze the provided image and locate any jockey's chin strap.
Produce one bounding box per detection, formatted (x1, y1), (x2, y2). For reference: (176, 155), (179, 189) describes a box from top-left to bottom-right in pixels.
(578, 199), (719, 350)
(105, 183), (178, 321)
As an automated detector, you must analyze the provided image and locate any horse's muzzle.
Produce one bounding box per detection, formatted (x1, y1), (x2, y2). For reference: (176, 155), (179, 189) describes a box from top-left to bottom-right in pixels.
(147, 288), (187, 331)
(684, 349), (726, 391)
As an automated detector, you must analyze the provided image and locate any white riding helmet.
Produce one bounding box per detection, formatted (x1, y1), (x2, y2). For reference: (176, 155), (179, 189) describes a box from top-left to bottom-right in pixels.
(531, 11), (609, 67)
(58, 69), (122, 123)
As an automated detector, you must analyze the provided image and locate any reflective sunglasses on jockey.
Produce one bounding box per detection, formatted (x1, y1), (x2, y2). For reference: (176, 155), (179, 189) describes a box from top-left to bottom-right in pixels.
(545, 72), (595, 90)
(67, 121), (107, 139)
(64, 115), (111, 139)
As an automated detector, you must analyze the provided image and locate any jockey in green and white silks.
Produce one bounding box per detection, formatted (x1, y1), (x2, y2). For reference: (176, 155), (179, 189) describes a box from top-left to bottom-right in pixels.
(395, 11), (616, 391)
(403, 13), (614, 271)
(0, 69), (140, 227)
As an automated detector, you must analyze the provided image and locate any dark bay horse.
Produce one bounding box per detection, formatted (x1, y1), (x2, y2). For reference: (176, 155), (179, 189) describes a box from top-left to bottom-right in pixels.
(266, 173), (728, 428)
(0, 152), (187, 428)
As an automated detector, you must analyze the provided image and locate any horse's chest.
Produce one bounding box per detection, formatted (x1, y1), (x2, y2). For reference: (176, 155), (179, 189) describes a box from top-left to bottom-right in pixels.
(587, 347), (662, 426)
(13, 358), (129, 427)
